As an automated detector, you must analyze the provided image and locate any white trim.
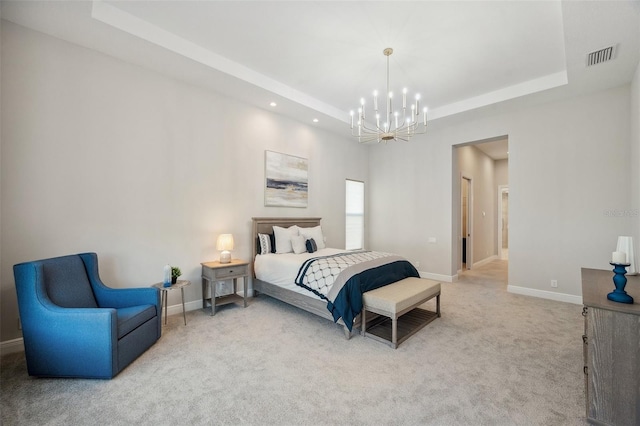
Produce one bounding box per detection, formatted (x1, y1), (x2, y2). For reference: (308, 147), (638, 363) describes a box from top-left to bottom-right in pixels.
(507, 285), (583, 305)
(91, 1), (347, 124)
(163, 291), (250, 316)
(497, 185), (509, 260)
(1, 338), (25, 356)
(419, 271), (457, 283)
(473, 255), (498, 268)
(430, 71), (568, 120)
(461, 174), (473, 271)
(162, 299), (204, 317)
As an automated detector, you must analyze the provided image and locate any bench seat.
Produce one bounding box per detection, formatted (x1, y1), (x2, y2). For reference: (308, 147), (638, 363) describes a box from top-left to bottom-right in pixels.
(361, 277), (441, 348)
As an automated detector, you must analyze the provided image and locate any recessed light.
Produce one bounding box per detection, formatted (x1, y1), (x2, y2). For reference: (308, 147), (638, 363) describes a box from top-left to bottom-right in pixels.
(313, 118), (319, 123)
(270, 102), (277, 107)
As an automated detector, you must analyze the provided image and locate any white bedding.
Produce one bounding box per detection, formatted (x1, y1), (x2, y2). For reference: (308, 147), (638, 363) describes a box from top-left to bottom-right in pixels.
(254, 248), (346, 295)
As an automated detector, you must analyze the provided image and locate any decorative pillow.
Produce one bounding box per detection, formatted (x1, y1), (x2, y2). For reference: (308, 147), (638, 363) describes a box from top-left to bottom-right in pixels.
(257, 233), (272, 255)
(269, 233), (276, 253)
(300, 225), (325, 250)
(273, 225), (299, 254)
(291, 235), (306, 254)
(305, 238), (318, 253)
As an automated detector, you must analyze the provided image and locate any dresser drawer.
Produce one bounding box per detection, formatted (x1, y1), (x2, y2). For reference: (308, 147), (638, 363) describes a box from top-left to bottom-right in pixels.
(203, 264), (248, 280)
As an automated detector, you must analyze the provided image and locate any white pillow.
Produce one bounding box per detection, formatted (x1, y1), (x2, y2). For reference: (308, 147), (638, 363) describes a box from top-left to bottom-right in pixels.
(273, 225), (299, 254)
(291, 235), (307, 254)
(299, 225), (325, 250)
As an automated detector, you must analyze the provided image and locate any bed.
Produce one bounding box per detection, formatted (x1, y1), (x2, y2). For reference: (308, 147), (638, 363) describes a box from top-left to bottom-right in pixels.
(251, 217), (419, 338)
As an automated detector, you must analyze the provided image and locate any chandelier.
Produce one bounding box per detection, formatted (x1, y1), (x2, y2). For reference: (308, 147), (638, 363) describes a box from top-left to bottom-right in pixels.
(350, 48), (427, 143)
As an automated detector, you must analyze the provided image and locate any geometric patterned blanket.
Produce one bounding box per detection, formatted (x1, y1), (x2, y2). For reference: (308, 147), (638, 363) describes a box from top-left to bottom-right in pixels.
(295, 251), (403, 302)
(295, 251), (419, 331)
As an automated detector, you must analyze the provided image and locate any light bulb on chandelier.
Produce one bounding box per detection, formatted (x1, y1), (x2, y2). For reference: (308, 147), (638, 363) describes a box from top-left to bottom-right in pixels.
(350, 48), (428, 144)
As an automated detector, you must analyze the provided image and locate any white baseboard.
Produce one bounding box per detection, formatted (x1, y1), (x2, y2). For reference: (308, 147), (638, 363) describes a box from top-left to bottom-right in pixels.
(507, 285), (583, 305)
(163, 299), (203, 316)
(473, 255), (498, 268)
(418, 271), (457, 283)
(1, 338), (24, 356)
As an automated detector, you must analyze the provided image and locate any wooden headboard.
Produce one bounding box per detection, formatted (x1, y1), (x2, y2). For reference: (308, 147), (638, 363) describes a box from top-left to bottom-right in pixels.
(251, 217), (321, 266)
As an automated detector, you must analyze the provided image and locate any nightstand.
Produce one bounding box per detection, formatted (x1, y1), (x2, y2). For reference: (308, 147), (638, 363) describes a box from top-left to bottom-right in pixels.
(201, 259), (249, 315)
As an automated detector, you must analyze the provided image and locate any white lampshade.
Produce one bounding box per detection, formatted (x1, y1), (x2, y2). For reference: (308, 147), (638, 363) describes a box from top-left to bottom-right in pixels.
(616, 236), (637, 275)
(216, 234), (234, 263)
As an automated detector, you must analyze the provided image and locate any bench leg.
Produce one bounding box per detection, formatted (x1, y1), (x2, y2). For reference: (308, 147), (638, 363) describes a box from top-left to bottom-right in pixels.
(392, 316), (398, 349)
(436, 294), (441, 318)
(361, 309), (367, 335)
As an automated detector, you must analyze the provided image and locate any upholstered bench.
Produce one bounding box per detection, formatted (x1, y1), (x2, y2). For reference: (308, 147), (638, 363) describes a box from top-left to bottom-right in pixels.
(361, 277), (441, 348)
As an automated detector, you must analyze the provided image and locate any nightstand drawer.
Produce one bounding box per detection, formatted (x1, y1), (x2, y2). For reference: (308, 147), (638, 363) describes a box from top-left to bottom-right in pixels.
(204, 264), (248, 280)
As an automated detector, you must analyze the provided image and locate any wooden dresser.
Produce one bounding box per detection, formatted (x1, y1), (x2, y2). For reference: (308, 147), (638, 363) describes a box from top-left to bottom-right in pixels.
(581, 268), (640, 426)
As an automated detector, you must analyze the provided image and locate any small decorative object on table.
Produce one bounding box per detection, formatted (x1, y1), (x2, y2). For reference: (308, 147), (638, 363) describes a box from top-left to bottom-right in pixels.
(163, 264), (171, 288)
(608, 262), (633, 304)
(171, 266), (181, 284)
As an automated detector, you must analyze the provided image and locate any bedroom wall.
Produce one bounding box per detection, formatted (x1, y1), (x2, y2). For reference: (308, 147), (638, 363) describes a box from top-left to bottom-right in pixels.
(631, 58), (640, 265)
(369, 84), (632, 302)
(0, 22), (369, 344)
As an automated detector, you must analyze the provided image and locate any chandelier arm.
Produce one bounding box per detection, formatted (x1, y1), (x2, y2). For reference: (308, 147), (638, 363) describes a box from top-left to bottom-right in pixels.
(350, 47), (427, 143)
(359, 120), (384, 134)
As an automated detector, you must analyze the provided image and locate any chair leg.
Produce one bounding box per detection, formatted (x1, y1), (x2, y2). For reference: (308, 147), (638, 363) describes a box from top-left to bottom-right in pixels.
(181, 287), (187, 326)
(163, 292), (168, 325)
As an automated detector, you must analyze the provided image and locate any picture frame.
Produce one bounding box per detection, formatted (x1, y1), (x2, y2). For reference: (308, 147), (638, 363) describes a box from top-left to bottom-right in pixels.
(265, 151), (308, 208)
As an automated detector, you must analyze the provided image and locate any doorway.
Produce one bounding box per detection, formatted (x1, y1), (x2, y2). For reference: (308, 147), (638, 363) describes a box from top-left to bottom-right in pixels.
(498, 186), (509, 260)
(461, 176), (472, 270)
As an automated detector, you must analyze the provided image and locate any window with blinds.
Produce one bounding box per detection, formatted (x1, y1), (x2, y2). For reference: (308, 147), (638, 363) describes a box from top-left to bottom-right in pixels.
(345, 179), (364, 250)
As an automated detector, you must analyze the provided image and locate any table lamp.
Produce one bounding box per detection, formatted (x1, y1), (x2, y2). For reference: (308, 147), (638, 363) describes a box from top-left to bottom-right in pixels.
(216, 234), (234, 264)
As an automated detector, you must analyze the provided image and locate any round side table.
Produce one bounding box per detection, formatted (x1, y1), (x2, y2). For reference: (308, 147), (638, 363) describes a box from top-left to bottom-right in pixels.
(152, 280), (191, 325)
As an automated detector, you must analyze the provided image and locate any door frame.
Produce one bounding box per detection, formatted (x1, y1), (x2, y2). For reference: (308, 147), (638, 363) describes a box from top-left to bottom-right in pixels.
(461, 175), (473, 270)
(498, 185), (509, 260)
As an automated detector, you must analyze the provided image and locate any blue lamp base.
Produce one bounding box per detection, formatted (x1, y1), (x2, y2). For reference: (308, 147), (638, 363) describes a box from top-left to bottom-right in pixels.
(607, 263), (633, 304)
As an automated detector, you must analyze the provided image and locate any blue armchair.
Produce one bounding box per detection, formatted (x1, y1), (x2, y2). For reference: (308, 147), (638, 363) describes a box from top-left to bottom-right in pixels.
(13, 252), (161, 379)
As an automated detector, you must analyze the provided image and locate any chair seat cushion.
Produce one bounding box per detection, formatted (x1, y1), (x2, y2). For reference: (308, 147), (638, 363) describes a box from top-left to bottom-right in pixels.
(116, 305), (156, 339)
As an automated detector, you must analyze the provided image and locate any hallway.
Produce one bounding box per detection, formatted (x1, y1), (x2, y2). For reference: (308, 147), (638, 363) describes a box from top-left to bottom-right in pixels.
(458, 258), (508, 287)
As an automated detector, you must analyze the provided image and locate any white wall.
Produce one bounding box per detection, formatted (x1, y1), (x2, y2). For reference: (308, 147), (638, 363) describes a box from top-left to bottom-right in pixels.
(631, 59), (640, 264)
(494, 159), (508, 188)
(0, 22), (368, 342)
(369, 84), (632, 303)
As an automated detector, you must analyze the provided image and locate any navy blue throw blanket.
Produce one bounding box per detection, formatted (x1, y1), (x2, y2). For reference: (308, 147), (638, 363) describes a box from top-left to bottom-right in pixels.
(295, 252), (419, 331)
(327, 260), (419, 331)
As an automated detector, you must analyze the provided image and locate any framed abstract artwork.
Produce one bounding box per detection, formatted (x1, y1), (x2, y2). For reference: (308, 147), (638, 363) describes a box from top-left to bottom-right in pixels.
(265, 151), (308, 207)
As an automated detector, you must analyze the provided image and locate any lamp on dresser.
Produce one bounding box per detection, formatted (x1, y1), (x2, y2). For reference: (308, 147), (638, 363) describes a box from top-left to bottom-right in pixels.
(216, 234), (234, 263)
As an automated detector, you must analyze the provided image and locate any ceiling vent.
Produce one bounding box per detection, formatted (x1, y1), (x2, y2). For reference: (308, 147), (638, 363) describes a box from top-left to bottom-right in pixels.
(586, 45), (616, 67)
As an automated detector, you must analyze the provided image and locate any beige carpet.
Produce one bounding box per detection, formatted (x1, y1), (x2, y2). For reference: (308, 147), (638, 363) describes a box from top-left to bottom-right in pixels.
(1, 260), (587, 425)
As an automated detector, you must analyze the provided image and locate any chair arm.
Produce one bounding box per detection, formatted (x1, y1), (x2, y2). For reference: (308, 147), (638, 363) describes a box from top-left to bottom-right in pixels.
(21, 300), (118, 378)
(94, 286), (161, 311)
(77, 252), (161, 311)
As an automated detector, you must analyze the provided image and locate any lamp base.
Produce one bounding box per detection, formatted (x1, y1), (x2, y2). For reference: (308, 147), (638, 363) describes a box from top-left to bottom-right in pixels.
(220, 251), (231, 264)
